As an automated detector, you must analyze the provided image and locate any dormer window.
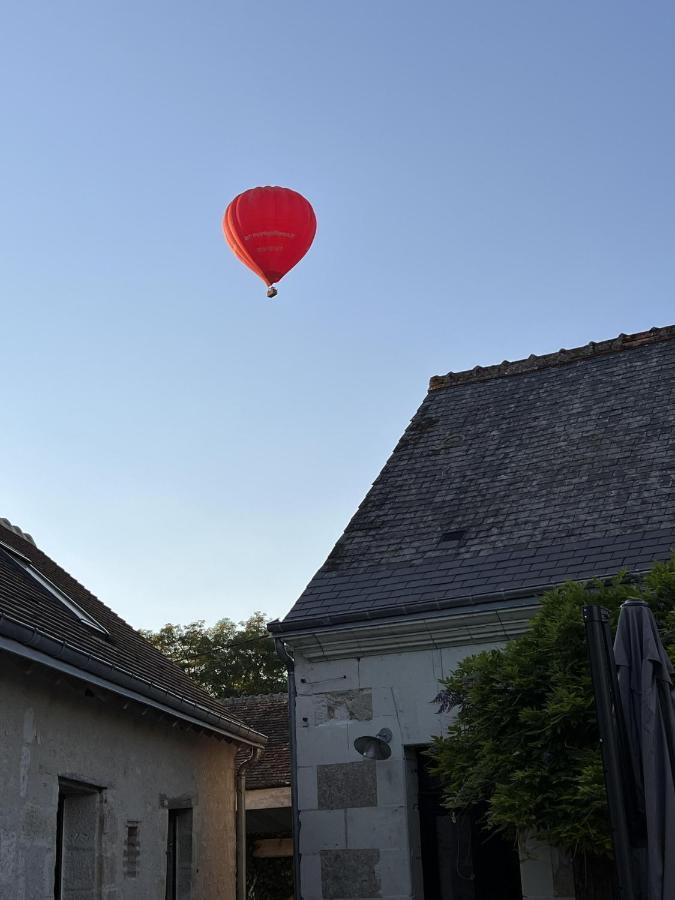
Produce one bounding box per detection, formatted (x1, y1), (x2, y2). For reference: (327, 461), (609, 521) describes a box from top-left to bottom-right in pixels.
(0, 541), (108, 636)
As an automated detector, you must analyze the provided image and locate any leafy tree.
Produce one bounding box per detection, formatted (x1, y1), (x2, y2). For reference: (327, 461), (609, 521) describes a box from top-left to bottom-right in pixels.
(141, 612), (287, 698)
(429, 558), (675, 894)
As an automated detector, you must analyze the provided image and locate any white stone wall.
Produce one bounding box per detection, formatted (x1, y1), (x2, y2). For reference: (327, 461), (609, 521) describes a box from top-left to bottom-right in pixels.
(292, 638), (575, 900)
(0, 655), (238, 900)
(293, 642), (501, 900)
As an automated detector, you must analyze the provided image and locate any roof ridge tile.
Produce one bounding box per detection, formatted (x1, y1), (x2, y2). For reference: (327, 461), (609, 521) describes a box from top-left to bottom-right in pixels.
(428, 324), (675, 391)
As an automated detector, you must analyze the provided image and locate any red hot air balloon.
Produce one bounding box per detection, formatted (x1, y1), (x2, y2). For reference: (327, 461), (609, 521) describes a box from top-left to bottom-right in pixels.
(222, 186), (316, 298)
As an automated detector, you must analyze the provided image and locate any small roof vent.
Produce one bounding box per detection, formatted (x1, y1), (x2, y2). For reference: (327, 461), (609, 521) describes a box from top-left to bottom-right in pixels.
(0, 517), (36, 546)
(439, 528), (466, 545)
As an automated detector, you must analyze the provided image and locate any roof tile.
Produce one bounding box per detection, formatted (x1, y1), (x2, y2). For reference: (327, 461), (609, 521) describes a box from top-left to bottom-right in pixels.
(278, 327), (675, 631)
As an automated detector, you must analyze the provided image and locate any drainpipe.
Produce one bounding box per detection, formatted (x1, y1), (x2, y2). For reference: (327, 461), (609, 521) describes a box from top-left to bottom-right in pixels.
(237, 746), (261, 900)
(275, 637), (301, 900)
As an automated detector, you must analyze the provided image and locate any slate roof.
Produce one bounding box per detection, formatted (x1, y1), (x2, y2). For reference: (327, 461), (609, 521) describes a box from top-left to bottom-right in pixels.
(274, 325), (675, 632)
(0, 521), (265, 746)
(221, 693), (290, 789)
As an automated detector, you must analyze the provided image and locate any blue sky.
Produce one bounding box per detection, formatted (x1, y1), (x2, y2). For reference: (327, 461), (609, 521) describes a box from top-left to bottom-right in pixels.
(1, 2), (673, 630)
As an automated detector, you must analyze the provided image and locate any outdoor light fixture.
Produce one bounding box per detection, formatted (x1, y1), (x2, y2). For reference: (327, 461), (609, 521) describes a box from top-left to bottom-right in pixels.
(353, 728), (393, 761)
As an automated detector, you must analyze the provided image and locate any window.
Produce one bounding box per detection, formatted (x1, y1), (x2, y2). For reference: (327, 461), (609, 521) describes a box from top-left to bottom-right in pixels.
(166, 807), (193, 900)
(124, 822), (140, 878)
(0, 540), (108, 636)
(54, 779), (103, 899)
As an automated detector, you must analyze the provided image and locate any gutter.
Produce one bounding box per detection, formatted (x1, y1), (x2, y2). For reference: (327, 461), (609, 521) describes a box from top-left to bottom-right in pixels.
(236, 746), (262, 900)
(275, 637), (301, 900)
(268, 570), (649, 637)
(0, 613), (266, 748)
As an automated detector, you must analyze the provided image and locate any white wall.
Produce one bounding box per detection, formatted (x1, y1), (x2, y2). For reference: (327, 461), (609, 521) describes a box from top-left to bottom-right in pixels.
(293, 641), (502, 900)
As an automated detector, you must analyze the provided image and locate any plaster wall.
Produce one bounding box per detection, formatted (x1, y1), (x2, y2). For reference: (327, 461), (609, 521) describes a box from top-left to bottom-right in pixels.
(0, 655), (238, 900)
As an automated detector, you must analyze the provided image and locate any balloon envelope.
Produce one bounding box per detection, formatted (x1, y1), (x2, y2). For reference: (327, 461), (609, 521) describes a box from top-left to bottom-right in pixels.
(222, 186), (316, 291)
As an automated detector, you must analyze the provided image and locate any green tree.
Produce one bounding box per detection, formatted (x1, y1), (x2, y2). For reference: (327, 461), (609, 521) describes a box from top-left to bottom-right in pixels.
(429, 558), (675, 892)
(141, 611), (287, 698)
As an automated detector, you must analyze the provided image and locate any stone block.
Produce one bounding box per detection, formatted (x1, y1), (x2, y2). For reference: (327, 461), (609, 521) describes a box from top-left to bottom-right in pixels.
(315, 689), (373, 723)
(376, 757), (408, 809)
(295, 658), (361, 695)
(296, 765), (318, 810)
(388, 685), (446, 745)
(299, 810), (346, 853)
(318, 762), (377, 810)
(320, 849), (380, 899)
(377, 847), (413, 898)
(371, 686), (397, 718)
(296, 721), (351, 765)
(300, 852), (322, 900)
(357, 648), (439, 690)
(295, 694), (316, 728)
(345, 806), (407, 850)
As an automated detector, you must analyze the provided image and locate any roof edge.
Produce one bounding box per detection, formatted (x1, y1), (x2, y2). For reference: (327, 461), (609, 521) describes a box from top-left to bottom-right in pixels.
(270, 568), (650, 637)
(0, 517), (36, 546)
(429, 324), (675, 392)
(0, 613), (267, 748)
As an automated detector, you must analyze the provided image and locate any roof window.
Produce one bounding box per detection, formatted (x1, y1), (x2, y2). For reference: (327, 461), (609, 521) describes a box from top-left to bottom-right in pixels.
(0, 541), (109, 636)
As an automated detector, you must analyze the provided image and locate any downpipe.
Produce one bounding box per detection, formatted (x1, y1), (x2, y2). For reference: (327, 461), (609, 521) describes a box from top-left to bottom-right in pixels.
(237, 746), (262, 900)
(275, 637), (301, 900)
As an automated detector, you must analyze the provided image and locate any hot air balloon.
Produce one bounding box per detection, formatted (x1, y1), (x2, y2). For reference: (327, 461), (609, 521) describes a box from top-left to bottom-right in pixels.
(222, 186), (317, 298)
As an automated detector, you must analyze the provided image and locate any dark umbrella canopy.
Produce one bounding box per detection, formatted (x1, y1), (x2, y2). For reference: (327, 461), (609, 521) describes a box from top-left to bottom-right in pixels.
(614, 599), (675, 900)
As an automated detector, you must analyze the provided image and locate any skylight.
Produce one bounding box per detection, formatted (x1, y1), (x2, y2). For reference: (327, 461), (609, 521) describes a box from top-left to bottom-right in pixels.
(0, 541), (109, 636)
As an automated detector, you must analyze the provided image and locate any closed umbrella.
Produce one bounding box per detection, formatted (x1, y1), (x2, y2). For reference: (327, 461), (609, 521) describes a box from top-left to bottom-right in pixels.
(614, 599), (675, 900)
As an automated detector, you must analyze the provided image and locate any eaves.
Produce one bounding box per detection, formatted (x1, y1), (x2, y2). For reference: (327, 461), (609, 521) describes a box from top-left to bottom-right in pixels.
(0, 613), (267, 748)
(274, 594), (540, 661)
(271, 568), (652, 661)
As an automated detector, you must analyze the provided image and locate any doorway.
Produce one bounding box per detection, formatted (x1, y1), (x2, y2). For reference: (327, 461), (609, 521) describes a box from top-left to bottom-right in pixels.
(413, 749), (522, 900)
(54, 778), (102, 899)
(166, 806), (193, 900)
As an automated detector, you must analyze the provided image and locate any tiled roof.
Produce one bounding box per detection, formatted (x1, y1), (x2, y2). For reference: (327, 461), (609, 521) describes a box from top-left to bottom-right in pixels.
(222, 693), (290, 789)
(275, 325), (675, 632)
(0, 522), (265, 745)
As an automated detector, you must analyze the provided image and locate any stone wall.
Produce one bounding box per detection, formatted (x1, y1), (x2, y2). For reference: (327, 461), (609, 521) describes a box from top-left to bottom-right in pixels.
(0, 654), (238, 900)
(292, 639), (573, 900)
(293, 643), (491, 900)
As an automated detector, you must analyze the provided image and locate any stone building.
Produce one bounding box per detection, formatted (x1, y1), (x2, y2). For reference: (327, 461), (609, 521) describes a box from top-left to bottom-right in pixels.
(0, 517), (266, 900)
(269, 325), (675, 900)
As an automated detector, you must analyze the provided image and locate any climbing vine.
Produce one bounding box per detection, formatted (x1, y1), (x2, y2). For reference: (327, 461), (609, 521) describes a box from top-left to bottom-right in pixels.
(429, 558), (675, 860)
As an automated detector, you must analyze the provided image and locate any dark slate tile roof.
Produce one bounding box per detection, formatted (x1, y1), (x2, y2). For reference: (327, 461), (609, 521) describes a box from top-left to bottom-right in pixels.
(276, 326), (675, 632)
(0, 521), (263, 743)
(221, 693), (290, 789)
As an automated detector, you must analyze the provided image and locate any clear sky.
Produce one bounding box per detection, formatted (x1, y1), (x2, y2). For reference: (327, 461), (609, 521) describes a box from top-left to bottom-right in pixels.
(1, 2), (673, 631)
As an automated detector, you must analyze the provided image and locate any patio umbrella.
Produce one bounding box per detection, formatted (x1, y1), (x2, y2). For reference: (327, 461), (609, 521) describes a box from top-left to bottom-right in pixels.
(614, 599), (675, 900)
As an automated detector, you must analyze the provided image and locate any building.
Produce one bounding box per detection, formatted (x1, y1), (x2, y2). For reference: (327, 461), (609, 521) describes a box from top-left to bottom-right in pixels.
(222, 693), (293, 899)
(0, 517), (266, 900)
(269, 325), (675, 900)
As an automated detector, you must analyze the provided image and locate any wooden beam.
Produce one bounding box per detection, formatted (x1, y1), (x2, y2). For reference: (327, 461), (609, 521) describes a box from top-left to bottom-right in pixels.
(246, 786), (291, 810)
(253, 838), (293, 858)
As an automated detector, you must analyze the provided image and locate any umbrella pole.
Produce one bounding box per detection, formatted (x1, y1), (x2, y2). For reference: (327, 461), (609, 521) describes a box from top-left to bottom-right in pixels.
(583, 605), (639, 900)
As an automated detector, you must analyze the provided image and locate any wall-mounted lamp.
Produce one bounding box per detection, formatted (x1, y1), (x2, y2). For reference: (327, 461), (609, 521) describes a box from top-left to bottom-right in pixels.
(353, 728), (393, 761)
